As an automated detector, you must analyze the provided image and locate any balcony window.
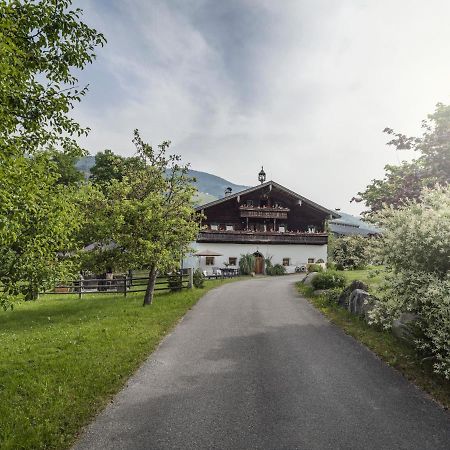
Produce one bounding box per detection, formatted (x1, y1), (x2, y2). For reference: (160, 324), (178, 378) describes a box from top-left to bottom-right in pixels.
(206, 256), (215, 266)
(282, 258), (290, 266)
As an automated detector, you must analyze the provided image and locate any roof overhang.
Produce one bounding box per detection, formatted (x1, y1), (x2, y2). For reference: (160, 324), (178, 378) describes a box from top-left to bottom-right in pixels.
(195, 180), (340, 219)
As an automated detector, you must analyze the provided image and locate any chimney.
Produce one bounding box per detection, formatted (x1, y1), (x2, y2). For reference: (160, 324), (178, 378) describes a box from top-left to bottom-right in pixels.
(225, 187), (232, 197)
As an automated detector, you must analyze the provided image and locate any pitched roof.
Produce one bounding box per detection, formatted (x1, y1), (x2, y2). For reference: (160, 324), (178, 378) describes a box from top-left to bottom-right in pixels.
(195, 180), (340, 218)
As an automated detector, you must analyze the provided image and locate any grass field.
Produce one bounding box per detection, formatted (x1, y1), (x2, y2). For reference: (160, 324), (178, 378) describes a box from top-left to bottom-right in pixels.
(0, 278), (243, 450)
(298, 269), (450, 409)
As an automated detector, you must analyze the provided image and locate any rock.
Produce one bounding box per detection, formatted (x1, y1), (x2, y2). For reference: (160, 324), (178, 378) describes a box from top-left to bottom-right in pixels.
(392, 313), (420, 345)
(348, 289), (374, 317)
(338, 280), (369, 308)
(302, 272), (319, 286)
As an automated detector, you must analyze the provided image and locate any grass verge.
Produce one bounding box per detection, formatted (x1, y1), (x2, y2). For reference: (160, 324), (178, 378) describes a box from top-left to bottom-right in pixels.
(297, 282), (450, 410)
(0, 277), (244, 450)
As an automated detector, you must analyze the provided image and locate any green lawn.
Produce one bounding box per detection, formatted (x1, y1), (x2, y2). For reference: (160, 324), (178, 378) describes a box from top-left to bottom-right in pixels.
(337, 265), (385, 294)
(298, 269), (450, 409)
(0, 278), (242, 450)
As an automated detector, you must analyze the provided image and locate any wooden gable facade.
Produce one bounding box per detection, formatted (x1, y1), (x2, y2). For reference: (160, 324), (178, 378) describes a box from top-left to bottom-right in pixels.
(196, 181), (339, 246)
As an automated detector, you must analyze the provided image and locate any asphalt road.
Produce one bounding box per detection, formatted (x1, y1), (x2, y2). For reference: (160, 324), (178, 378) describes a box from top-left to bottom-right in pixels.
(74, 275), (450, 450)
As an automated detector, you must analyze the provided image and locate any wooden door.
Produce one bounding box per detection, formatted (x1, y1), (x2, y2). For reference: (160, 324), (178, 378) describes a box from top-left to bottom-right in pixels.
(254, 256), (264, 274)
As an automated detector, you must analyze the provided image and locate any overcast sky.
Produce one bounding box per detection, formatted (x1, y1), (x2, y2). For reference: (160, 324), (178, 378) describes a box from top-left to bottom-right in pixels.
(76, 0), (450, 214)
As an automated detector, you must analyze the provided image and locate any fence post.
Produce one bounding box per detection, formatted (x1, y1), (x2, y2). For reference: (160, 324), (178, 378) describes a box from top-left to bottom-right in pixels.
(188, 267), (193, 289)
(78, 275), (83, 300)
(124, 275), (127, 297)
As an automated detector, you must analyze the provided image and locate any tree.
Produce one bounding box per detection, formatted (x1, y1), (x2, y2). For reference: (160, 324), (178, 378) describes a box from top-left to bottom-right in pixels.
(0, 1), (105, 307)
(369, 186), (450, 378)
(332, 235), (371, 270)
(353, 103), (450, 215)
(0, 0), (105, 157)
(0, 153), (82, 306)
(47, 149), (85, 185)
(90, 150), (146, 189)
(82, 130), (200, 306)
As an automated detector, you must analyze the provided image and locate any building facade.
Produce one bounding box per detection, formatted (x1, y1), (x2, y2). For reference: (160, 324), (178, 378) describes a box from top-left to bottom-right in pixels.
(184, 173), (339, 275)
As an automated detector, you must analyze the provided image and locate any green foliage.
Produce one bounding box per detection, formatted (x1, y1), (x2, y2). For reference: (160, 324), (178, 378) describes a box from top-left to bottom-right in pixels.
(332, 235), (370, 270)
(193, 269), (205, 288)
(167, 273), (183, 292)
(265, 257), (286, 276)
(0, 153), (83, 308)
(0, 0), (105, 157)
(311, 271), (346, 290)
(0, 1), (104, 308)
(239, 254), (255, 275)
(81, 130), (200, 305)
(369, 186), (450, 377)
(354, 103), (450, 215)
(307, 263), (323, 273)
(47, 148), (85, 185)
(90, 150), (146, 189)
(322, 287), (343, 304)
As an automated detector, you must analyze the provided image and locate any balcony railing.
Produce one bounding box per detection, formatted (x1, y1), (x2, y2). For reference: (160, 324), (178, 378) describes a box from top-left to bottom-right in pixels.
(197, 230), (328, 245)
(239, 205), (290, 219)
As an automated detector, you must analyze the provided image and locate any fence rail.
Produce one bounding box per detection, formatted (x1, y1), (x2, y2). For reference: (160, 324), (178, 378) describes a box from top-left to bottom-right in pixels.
(40, 270), (193, 298)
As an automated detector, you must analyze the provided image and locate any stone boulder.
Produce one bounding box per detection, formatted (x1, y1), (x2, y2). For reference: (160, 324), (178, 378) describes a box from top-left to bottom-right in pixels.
(338, 280), (369, 308)
(348, 289), (375, 317)
(392, 312), (421, 345)
(302, 272), (319, 286)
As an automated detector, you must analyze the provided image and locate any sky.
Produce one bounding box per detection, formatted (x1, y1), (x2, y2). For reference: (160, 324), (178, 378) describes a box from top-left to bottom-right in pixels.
(75, 0), (450, 214)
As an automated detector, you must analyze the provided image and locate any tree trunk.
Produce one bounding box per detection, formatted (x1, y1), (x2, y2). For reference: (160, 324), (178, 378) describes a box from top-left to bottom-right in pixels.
(143, 265), (157, 306)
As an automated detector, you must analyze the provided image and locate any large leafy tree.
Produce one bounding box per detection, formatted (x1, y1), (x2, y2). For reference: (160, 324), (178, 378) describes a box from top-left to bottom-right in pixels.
(354, 103), (450, 215)
(90, 149), (146, 189)
(0, 1), (104, 307)
(83, 130), (200, 306)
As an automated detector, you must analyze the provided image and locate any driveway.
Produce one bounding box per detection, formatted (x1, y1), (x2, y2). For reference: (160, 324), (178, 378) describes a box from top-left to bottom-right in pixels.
(74, 275), (450, 449)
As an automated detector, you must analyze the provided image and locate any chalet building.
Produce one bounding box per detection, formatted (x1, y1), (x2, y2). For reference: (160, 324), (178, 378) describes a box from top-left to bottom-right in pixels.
(184, 168), (340, 275)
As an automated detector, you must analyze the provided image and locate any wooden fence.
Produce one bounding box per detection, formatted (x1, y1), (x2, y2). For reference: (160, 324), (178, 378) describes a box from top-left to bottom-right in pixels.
(40, 269), (194, 298)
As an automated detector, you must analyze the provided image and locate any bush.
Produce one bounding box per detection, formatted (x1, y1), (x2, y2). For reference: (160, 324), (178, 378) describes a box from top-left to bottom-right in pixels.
(311, 271), (346, 290)
(322, 287), (343, 304)
(307, 263), (323, 273)
(369, 186), (450, 378)
(332, 235), (371, 270)
(265, 257), (287, 275)
(239, 253), (255, 275)
(167, 272), (182, 291)
(193, 269), (204, 288)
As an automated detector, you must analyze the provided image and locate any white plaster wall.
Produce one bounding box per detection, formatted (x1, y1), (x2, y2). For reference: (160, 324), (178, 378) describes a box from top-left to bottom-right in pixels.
(183, 242), (327, 274)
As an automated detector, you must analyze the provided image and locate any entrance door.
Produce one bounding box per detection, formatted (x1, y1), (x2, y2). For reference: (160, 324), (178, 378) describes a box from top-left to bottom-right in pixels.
(254, 254), (264, 274)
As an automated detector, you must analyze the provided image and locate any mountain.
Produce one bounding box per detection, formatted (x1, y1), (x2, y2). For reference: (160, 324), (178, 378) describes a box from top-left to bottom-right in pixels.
(75, 156), (249, 198)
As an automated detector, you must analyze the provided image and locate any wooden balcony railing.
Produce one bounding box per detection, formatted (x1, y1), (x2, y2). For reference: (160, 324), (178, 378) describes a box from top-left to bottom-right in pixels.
(239, 205), (290, 219)
(197, 230), (328, 245)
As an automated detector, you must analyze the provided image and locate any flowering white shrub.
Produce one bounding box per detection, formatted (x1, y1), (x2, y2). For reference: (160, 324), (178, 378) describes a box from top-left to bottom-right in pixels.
(331, 235), (371, 270)
(369, 186), (450, 378)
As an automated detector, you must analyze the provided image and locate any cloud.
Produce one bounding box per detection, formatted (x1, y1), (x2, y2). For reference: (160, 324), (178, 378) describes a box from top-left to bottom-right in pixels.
(75, 0), (450, 214)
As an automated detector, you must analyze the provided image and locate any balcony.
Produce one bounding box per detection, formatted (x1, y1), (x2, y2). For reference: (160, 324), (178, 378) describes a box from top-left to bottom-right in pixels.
(197, 230), (328, 245)
(239, 205), (290, 220)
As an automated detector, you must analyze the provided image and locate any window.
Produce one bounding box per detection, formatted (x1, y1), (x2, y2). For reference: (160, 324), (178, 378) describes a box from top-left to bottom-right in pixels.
(278, 226), (285, 233)
(229, 257), (237, 266)
(282, 258), (290, 266)
(226, 225), (234, 231)
(205, 256), (215, 266)
(211, 224), (218, 231)
(308, 258), (315, 264)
